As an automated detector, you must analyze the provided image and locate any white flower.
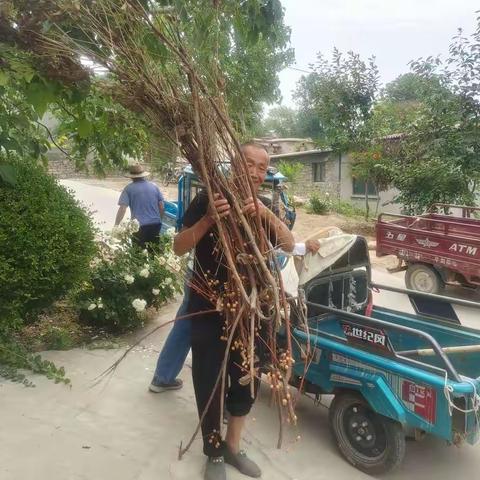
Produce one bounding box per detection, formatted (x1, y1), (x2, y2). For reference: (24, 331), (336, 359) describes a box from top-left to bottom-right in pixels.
(164, 277), (172, 285)
(88, 303), (97, 311)
(157, 256), (166, 266)
(111, 225), (122, 239)
(132, 298), (147, 312)
(130, 219), (140, 233)
(91, 258), (101, 267)
(139, 268), (150, 278)
(173, 263), (181, 272)
(124, 274), (135, 284)
(166, 227), (175, 238)
(97, 303), (104, 309)
(142, 249), (149, 256)
(152, 288), (160, 296)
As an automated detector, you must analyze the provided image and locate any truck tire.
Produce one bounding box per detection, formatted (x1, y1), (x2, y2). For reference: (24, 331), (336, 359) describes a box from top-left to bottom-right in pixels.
(405, 263), (443, 294)
(329, 392), (406, 475)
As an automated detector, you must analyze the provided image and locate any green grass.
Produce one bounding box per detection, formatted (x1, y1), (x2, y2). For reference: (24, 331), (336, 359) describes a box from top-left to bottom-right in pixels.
(306, 193), (367, 218)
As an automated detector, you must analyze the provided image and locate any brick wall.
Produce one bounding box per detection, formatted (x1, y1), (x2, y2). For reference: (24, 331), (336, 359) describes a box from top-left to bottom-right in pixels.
(46, 148), (127, 179)
(46, 148), (87, 178)
(271, 151), (341, 199)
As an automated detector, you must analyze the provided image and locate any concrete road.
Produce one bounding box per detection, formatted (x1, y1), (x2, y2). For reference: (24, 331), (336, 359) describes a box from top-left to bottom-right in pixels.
(61, 179), (130, 232)
(3, 298), (480, 480)
(372, 268), (480, 329)
(3, 180), (479, 480)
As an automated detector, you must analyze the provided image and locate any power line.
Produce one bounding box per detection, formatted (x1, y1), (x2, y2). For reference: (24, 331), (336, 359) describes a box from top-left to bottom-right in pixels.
(286, 65), (314, 74)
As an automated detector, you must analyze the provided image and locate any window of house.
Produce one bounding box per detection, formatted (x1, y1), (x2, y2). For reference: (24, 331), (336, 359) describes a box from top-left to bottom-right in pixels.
(352, 178), (377, 196)
(312, 162), (325, 182)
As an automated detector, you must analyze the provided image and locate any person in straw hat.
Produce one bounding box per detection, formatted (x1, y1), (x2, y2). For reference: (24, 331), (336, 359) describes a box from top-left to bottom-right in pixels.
(115, 163), (165, 249)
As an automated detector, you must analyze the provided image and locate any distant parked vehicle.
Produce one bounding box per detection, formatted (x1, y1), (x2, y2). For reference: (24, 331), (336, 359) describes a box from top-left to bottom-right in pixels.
(376, 204), (480, 294)
(161, 164), (183, 187)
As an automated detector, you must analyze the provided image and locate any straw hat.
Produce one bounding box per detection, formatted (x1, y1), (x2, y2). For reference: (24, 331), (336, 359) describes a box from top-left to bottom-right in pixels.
(126, 164), (150, 178)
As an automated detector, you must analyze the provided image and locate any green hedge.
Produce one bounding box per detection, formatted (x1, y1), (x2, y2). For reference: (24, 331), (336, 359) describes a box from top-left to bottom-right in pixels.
(0, 157), (96, 331)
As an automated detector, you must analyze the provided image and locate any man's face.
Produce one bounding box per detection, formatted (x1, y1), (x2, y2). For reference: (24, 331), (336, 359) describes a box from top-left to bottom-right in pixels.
(242, 145), (270, 191)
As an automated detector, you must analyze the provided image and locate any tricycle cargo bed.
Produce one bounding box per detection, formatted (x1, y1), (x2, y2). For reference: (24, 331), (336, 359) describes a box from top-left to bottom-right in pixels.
(376, 209), (480, 288)
(377, 213), (480, 243)
(292, 307), (480, 447)
(309, 306), (480, 380)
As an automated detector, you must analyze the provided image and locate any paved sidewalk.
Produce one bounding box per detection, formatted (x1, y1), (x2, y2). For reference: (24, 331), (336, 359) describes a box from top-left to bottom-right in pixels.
(3, 297), (480, 480)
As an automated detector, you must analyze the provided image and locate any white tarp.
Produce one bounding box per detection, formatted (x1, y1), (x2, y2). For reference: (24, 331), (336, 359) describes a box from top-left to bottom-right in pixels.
(280, 231), (357, 295)
(296, 234), (357, 286)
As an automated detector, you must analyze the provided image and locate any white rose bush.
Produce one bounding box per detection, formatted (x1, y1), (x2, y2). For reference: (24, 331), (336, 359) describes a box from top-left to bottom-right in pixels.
(131, 298), (147, 312)
(76, 220), (183, 332)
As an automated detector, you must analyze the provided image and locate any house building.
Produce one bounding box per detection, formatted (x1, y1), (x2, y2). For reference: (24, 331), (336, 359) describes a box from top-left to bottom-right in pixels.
(258, 137), (400, 214)
(253, 137), (316, 155)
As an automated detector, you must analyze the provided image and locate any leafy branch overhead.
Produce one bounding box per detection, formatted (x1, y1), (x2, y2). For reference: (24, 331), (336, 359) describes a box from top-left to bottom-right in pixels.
(0, 0), (293, 170)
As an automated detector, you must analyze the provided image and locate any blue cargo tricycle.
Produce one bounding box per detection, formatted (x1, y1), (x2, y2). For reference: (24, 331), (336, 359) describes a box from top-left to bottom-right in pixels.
(165, 167), (480, 475)
(288, 236), (480, 474)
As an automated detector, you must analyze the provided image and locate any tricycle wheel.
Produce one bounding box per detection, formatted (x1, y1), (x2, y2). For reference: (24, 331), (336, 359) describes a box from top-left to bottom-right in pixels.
(329, 392), (405, 475)
(405, 263), (443, 294)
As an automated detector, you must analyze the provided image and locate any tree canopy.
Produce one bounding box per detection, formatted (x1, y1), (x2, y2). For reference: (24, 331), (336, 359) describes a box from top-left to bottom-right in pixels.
(0, 0), (293, 170)
(294, 49), (380, 151)
(388, 25), (480, 212)
(286, 16), (480, 213)
(256, 106), (301, 137)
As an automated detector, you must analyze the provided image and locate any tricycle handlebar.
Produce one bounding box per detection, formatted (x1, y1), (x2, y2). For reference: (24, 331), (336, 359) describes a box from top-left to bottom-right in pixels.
(429, 203), (480, 216)
(304, 299), (462, 382)
(372, 282), (480, 310)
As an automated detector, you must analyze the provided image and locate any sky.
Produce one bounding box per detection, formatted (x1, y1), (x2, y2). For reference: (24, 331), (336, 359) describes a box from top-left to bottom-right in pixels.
(277, 0), (479, 107)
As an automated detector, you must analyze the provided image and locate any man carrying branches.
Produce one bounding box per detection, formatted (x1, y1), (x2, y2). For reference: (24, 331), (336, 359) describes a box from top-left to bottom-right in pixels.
(173, 143), (294, 480)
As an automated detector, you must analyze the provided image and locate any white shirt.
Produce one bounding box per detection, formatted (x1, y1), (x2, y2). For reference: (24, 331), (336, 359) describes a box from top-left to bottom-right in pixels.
(292, 243), (306, 256)
(279, 242), (306, 257)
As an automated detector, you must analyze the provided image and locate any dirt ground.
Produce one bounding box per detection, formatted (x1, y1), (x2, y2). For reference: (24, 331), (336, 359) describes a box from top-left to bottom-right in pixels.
(73, 177), (398, 270)
(291, 208), (398, 270)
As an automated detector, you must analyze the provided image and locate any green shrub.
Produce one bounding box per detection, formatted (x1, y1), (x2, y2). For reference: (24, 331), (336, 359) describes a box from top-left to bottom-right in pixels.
(75, 221), (183, 333)
(306, 191), (367, 218)
(0, 157), (96, 331)
(277, 160), (303, 199)
(306, 193), (331, 215)
(331, 200), (366, 218)
(0, 340), (70, 386)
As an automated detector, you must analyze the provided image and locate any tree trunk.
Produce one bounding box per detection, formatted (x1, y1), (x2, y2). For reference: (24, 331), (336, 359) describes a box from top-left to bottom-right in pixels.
(364, 180), (370, 220)
(375, 196), (381, 217)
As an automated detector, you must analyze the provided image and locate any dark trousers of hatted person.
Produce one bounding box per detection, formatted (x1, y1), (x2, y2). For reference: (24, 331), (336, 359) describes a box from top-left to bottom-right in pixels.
(132, 222), (162, 250)
(191, 312), (260, 457)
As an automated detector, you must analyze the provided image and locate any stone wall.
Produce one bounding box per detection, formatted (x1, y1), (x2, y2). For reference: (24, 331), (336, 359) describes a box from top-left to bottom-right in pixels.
(254, 137), (315, 155)
(46, 148), (136, 179)
(271, 151), (341, 199)
(46, 148), (86, 178)
(46, 133), (174, 179)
